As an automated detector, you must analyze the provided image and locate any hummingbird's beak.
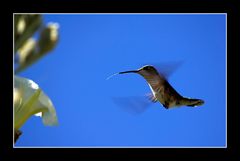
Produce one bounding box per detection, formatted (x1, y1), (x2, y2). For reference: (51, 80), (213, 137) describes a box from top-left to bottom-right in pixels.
(119, 70), (139, 74)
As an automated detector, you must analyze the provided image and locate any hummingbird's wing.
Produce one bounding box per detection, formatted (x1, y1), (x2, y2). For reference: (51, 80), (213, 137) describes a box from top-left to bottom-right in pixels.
(142, 61), (184, 79)
(112, 96), (153, 114)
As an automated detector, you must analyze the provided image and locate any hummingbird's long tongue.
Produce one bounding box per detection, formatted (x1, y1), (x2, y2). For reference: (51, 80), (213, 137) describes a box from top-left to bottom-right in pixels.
(119, 70), (138, 74)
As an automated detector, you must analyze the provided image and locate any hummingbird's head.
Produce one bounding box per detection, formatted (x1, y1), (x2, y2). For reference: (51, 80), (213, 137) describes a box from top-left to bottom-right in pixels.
(119, 65), (159, 76)
(137, 65), (159, 77)
(139, 65), (158, 73)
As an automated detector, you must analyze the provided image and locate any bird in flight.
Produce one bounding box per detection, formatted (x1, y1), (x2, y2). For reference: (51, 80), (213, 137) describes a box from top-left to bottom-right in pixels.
(113, 65), (204, 109)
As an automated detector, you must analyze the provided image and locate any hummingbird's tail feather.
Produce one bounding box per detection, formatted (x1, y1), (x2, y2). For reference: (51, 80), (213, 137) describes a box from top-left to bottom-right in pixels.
(181, 97), (204, 107)
(112, 96), (153, 114)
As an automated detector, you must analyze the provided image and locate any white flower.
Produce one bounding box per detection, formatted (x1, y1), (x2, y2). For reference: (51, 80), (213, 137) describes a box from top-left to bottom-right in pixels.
(14, 76), (58, 130)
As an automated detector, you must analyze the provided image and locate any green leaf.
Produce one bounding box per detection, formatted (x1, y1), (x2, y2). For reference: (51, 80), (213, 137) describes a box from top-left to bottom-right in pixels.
(15, 14), (42, 52)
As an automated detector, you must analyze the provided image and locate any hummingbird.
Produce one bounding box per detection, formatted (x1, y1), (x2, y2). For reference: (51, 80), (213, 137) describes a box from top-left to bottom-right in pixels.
(117, 65), (204, 109)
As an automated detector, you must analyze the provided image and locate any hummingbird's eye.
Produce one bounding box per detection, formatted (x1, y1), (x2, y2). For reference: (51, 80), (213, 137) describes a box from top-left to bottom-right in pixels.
(147, 66), (152, 70)
(142, 65), (154, 71)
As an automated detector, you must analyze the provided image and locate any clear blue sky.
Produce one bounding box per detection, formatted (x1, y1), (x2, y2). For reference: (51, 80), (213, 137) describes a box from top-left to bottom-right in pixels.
(15, 14), (226, 147)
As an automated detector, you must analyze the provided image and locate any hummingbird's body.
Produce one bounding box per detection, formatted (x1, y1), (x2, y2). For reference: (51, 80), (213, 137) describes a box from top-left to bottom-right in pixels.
(119, 65), (204, 109)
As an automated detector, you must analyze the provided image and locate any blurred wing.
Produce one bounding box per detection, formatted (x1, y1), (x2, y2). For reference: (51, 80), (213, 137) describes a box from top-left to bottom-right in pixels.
(112, 95), (153, 114)
(141, 61), (184, 79)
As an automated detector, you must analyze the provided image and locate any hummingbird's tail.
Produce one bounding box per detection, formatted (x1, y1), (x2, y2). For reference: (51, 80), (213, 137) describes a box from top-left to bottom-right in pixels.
(181, 97), (204, 107)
